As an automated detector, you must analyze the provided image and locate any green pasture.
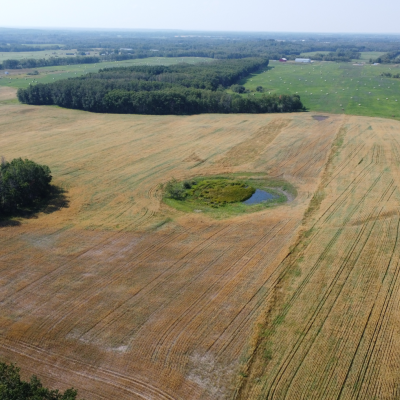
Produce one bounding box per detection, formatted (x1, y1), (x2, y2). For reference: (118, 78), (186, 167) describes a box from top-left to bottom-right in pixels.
(358, 51), (386, 61)
(0, 57), (213, 89)
(299, 51), (385, 61)
(242, 61), (400, 119)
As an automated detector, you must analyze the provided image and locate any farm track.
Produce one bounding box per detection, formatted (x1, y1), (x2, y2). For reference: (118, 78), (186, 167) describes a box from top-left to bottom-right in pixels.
(3, 105), (400, 399)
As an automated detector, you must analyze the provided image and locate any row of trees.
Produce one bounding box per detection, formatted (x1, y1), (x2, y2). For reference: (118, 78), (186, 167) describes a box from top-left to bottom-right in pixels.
(0, 44), (62, 52)
(0, 158), (52, 214)
(372, 51), (400, 64)
(16, 58), (307, 115)
(311, 49), (361, 62)
(0, 362), (81, 399)
(0, 56), (100, 70)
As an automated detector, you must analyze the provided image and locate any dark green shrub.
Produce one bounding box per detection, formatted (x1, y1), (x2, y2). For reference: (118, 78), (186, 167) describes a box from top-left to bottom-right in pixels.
(231, 84), (246, 93)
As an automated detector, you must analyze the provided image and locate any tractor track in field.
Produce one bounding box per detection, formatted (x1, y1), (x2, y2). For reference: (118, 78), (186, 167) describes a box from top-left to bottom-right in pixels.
(238, 118), (400, 400)
(4, 109), (400, 399)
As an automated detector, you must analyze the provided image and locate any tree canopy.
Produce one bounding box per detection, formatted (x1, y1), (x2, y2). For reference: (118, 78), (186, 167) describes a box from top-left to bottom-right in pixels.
(0, 362), (81, 400)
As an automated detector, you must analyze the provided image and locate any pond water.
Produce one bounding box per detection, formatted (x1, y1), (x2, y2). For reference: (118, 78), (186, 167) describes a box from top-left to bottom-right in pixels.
(243, 189), (275, 205)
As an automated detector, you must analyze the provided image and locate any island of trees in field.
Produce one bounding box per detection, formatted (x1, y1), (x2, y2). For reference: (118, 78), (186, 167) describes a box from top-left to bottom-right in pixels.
(17, 58), (305, 114)
(0, 158), (52, 215)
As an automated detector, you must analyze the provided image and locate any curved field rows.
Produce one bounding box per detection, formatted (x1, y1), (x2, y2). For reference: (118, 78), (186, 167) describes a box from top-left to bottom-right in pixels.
(239, 116), (400, 400)
(0, 102), (345, 399)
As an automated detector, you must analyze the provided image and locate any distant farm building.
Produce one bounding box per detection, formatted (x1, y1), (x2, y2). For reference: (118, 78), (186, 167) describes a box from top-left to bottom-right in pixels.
(295, 58), (311, 63)
(279, 58), (287, 62)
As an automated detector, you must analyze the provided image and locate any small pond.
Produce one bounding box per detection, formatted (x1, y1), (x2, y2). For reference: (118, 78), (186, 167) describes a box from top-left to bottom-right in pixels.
(243, 189), (275, 205)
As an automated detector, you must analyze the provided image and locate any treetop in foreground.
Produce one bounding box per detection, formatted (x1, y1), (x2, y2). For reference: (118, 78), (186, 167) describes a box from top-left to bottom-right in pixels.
(0, 362), (82, 400)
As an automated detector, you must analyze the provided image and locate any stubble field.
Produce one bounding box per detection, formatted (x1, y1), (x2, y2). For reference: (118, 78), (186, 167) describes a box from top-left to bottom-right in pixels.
(1, 97), (400, 399)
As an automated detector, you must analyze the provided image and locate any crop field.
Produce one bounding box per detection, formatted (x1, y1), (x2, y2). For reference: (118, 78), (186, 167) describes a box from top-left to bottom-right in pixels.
(242, 61), (400, 120)
(238, 116), (400, 400)
(2, 98), (400, 399)
(0, 99), (346, 399)
(0, 57), (213, 89)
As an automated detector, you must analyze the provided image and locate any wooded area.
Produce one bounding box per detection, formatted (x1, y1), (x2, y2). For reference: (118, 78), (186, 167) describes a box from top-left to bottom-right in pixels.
(17, 58), (305, 114)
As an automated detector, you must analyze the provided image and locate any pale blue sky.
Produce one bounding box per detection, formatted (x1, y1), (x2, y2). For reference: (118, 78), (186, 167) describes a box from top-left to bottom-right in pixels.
(1, 0), (399, 33)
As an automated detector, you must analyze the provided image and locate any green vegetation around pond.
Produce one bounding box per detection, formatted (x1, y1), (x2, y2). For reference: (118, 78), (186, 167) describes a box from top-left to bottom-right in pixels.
(241, 61), (400, 120)
(167, 178), (256, 205)
(163, 174), (296, 218)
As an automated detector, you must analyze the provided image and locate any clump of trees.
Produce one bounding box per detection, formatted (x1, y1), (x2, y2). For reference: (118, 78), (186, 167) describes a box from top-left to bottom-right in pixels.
(231, 84), (247, 93)
(0, 158), (52, 214)
(0, 362), (82, 399)
(17, 58), (305, 115)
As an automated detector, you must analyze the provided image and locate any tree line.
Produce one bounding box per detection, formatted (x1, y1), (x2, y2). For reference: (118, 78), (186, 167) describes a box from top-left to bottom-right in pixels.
(0, 56), (100, 70)
(371, 51), (400, 64)
(17, 58), (305, 115)
(0, 44), (62, 52)
(310, 49), (361, 62)
(0, 158), (52, 215)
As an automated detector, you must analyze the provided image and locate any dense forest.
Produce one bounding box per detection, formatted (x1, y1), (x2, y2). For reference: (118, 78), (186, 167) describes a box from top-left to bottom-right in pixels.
(17, 58), (304, 114)
(0, 158), (52, 215)
(0, 362), (81, 399)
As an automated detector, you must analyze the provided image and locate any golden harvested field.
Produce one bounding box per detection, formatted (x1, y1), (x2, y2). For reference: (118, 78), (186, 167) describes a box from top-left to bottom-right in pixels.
(0, 86), (17, 102)
(1, 101), (400, 399)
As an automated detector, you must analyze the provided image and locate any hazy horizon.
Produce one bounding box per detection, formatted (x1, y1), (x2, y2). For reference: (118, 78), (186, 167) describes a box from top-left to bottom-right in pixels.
(1, 0), (399, 34)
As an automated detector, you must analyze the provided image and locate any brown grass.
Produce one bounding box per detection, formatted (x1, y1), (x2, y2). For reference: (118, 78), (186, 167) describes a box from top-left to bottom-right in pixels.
(0, 87), (17, 102)
(3, 101), (388, 399)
